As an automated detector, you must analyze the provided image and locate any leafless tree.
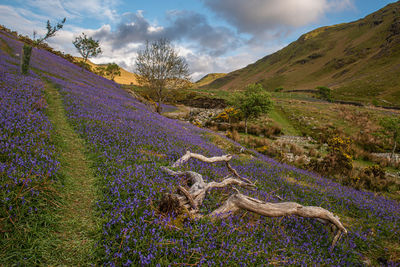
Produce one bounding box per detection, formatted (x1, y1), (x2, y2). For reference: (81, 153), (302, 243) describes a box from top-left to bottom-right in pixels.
(135, 39), (190, 113)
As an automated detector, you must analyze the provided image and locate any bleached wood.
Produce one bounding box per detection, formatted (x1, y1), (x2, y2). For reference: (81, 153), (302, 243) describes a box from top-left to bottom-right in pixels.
(172, 151), (233, 167)
(160, 152), (347, 251)
(178, 186), (197, 210)
(225, 162), (254, 184)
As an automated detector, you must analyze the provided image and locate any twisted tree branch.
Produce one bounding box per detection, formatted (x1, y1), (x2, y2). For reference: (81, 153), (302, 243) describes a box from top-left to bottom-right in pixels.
(160, 151), (347, 251)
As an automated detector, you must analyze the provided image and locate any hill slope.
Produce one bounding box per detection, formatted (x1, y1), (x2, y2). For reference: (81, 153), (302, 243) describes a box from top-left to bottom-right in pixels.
(195, 73), (227, 87)
(74, 57), (139, 85)
(206, 2), (400, 106)
(1, 28), (399, 265)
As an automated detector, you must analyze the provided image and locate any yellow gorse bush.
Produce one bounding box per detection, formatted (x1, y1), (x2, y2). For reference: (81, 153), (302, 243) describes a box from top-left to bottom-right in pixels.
(215, 107), (240, 122)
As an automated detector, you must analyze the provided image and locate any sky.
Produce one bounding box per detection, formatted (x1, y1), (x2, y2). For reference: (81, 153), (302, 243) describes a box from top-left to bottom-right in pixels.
(0, 0), (397, 80)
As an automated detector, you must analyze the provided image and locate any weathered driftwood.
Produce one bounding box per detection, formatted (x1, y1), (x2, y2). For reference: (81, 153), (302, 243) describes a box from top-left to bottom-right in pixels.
(160, 151), (347, 250)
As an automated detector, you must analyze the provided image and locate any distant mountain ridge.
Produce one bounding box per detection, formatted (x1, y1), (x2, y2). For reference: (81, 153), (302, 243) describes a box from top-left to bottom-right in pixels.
(74, 57), (139, 85)
(205, 1), (400, 106)
(195, 73), (227, 87)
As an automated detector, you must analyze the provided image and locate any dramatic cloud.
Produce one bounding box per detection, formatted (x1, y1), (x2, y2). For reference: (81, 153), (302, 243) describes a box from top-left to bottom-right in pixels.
(1, 0), (355, 82)
(202, 0), (354, 35)
(93, 10), (241, 56)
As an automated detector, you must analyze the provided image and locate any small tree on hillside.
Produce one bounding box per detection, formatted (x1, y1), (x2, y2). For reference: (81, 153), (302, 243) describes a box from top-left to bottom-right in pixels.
(21, 18), (66, 75)
(73, 32), (102, 63)
(232, 83), (273, 134)
(135, 38), (190, 113)
(105, 63), (121, 81)
(316, 86), (332, 102)
(379, 116), (400, 161)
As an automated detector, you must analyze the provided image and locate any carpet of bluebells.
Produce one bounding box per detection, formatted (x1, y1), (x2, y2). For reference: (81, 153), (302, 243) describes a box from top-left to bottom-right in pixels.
(1, 30), (399, 265)
(0, 31), (59, 238)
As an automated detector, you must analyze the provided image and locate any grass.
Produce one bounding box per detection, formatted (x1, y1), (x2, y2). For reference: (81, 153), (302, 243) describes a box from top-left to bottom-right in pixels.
(267, 107), (300, 136)
(39, 81), (101, 265)
(0, 189), (62, 264)
(195, 73), (227, 87)
(0, 78), (100, 265)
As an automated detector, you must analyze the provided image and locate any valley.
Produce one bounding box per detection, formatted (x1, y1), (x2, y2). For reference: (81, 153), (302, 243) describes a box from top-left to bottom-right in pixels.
(1, 1), (400, 266)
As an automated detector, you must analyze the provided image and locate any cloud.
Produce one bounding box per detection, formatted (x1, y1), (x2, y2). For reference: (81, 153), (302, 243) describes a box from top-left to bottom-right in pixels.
(93, 10), (241, 56)
(202, 0), (354, 35)
(12, 0), (119, 22)
(185, 42), (284, 81)
(0, 5), (49, 35)
(1, 1), (317, 81)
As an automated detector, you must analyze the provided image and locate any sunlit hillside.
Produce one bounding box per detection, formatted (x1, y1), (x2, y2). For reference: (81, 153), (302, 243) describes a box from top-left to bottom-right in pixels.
(195, 73), (227, 87)
(74, 57), (139, 85)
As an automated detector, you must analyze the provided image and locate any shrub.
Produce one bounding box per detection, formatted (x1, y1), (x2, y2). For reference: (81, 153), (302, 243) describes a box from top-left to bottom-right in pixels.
(308, 136), (353, 176)
(231, 129), (240, 142)
(352, 165), (395, 192)
(75, 61), (92, 71)
(214, 107), (241, 123)
(216, 122), (230, 131)
(316, 86), (332, 102)
(20, 44), (32, 75)
(247, 124), (264, 136)
(309, 148), (319, 158)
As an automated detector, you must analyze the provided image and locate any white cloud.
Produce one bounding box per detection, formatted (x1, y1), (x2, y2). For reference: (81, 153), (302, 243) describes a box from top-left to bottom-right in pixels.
(11, 0), (119, 22)
(0, 5), (45, 35)
(186, 42), (284, 81)
(24, 0), (71, 19)
(3, 0), (346, 82)
(202, 0), (354, 35)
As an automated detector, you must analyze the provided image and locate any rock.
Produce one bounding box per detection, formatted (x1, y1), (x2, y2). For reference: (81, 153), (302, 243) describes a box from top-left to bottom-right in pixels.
(283, 153), (295, 162)
(187, 108), (223, 127)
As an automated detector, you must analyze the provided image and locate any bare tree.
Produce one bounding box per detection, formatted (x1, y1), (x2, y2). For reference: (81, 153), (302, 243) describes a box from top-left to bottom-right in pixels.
(135, 39), (190, 113)
(160, 151), (347, 251)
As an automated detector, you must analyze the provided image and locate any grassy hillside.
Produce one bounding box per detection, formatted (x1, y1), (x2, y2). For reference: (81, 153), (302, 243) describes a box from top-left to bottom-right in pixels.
(1, 28), (399, 266)
(74, 57), (139, 85)
(195, 73), (227, 87)
(206, 1), (400, 106)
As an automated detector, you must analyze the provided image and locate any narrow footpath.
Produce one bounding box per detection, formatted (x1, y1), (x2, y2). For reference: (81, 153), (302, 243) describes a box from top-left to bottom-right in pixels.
(42, 82), (100, 265)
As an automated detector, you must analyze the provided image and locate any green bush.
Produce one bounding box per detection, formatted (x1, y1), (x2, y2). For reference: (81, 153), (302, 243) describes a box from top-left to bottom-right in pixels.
(231, 83), (273, 134)
(20, 44), (32, 75)
(316, 86), (332, 102)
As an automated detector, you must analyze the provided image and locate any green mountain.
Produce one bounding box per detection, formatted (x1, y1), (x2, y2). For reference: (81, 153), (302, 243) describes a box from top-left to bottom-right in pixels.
(206, 1), (400, 106)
